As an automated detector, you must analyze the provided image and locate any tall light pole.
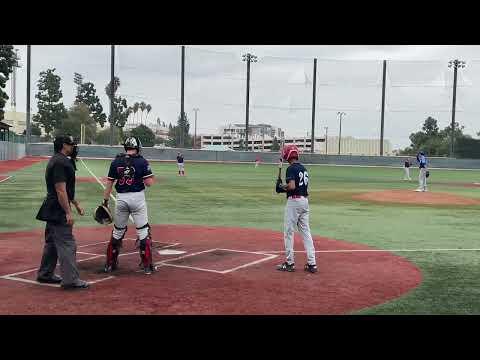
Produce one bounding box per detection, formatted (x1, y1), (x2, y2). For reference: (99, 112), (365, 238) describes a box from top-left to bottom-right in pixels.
(324, 126), (328, 155)
(242, 53), (257, 151)
(193, 107), (199, 149)
(448, 59), (466, 158)
(337, 112), (346, 155)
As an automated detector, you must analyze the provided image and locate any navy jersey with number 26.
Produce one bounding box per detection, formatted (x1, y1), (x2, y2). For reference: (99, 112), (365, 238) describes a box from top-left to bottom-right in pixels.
(285, 162), (309, 198)
(107, 154), (153, 193)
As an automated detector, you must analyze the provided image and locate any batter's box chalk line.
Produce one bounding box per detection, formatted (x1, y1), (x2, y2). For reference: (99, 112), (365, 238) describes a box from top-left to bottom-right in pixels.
(0, 242), (182, 288)
(154, 248), (279, 274)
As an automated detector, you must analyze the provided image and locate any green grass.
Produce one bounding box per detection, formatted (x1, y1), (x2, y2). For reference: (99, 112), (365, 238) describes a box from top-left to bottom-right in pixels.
(2, 159), (480, 314)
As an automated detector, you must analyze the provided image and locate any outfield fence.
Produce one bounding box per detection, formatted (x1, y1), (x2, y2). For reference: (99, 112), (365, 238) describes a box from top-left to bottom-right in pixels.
(27, 143), (480, 169)
(0, 141), (26, 161)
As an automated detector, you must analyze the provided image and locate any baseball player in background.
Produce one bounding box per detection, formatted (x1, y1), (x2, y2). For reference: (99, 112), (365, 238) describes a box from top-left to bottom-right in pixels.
(102, 136), (156, 275)
(275, 144), (317, 274)
(177, 152), (185, 176)
(255, 154), (261, 168)
(415, 151), (428, 192)
(403, 158), (412, 181)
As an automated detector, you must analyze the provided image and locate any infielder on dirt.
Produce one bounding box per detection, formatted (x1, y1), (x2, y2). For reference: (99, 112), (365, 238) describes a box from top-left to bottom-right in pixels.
(415, 151), (428, 192)
(275, 144), (317, 273)
(102, 136), (156, 275)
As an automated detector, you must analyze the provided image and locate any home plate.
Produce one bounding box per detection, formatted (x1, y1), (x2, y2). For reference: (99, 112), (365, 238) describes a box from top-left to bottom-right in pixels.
(158, 249), (186, 255)
(474, 183), (480, 185)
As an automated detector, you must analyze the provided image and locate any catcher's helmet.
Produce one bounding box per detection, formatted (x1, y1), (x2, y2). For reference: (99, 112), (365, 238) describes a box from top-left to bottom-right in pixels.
(282, 144), (299, 161)
(124, 136), (142, 153)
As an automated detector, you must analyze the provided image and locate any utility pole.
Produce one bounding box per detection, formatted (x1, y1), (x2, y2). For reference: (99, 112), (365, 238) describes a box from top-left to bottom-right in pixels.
(380, 60), (387, 156)
(337, 112), (345, 155)
(242, 53), (257, 151)
(26, 46), (31, 154)
(110, 45), (115, 146)
(180, 45), (185, 148)
(324, 126), (328, 155)
(448, 59), (465, 158)
(311, 58), (317, 153)
(193, 108), (199, 148)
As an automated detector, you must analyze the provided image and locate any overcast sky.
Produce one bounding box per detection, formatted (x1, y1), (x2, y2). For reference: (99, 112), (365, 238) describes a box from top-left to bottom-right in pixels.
(6, 45), (480, 149)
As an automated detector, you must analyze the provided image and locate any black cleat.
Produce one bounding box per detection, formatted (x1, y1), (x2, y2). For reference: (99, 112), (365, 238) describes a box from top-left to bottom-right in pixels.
(304, 264), (318, 273)
(37, 275), (62, 284)
(277, 262), (295, 272)
(61, 280), (90, 290)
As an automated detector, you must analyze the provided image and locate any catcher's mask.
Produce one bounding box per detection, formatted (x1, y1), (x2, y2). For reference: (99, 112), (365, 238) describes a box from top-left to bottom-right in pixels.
(124, 136), (142, 153)
(94, 205), (113, 225)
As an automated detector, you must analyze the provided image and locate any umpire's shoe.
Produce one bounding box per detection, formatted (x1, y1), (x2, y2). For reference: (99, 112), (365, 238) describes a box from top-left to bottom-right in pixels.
(61, 279), (90, 290)
(304, 264), (318, 274)
(277, 262), (295, 272)
(37, 274), (62, 284)
(143, 264), (158, 275)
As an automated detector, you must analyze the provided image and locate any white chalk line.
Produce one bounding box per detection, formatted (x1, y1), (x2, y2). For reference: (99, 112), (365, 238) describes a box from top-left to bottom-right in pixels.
(79, 158), (134, 223)
(255, 248), (480, 254)
(0, 175), (12, 184)
(156, 248), (279, 274)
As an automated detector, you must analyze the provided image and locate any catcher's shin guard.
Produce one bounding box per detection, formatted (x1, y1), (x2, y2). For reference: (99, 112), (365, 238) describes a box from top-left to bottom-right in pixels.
(137, 223), (154, 273)
(104, 226), (126, 272)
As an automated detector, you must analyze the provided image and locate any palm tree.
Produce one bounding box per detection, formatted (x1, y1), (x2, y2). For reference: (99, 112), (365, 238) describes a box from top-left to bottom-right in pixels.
(139, 102), (147, 125)
(145, 104), (152, 123)
(133, 102), (140, 125)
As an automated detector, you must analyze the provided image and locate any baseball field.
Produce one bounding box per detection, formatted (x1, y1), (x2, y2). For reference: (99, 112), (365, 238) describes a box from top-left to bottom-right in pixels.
(1, 156), (480, 314)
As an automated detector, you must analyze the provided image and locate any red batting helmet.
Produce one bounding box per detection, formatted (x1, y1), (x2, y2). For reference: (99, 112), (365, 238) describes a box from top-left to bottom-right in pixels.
(282, 144), (299, 161)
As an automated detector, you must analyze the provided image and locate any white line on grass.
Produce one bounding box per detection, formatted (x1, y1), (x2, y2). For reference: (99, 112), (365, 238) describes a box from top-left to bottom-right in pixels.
(0, 176), (12, 184)
(256, 248), (480, 254)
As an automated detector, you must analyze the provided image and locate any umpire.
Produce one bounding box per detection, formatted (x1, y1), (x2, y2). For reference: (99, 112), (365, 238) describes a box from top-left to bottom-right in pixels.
(35, 135), (89, 290)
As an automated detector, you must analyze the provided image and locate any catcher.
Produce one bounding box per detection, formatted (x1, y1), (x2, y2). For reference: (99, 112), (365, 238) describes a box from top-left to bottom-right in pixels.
(96, 136), (156, 274)
(275, 144), (317, 274)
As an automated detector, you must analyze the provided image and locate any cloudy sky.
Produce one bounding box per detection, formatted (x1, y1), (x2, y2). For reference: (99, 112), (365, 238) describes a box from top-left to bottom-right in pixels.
(6, 45), (480, 149)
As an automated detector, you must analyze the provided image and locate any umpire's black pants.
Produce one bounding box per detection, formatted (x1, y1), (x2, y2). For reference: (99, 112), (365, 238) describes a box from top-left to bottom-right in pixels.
(37, 222), (80, 286)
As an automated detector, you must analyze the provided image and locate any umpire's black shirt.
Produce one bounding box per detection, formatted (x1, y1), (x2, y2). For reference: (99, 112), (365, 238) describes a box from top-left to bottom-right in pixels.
(36, 153), (76, 224)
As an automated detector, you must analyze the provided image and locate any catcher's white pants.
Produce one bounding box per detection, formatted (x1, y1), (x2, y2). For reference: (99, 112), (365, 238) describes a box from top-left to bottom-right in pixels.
(418, 168), (427, 190)
(403, 167), (411, 180)
(284, 197), (316, 266)
(112, 191), (149, 240)
(177, 163), (185, 171)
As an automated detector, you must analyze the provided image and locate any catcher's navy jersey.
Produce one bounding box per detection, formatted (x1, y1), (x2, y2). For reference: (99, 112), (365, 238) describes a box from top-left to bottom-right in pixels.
(107, 154), (153, 193)
(285, 162), (309, 198)
(176, 155), (184, 163)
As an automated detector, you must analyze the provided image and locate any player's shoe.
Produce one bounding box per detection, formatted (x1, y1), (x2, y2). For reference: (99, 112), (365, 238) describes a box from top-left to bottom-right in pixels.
(143, 264), (157, 275)
(415, 188), (423, 192)
(277, 262), (295, 272)
(304, 264), (318, 273)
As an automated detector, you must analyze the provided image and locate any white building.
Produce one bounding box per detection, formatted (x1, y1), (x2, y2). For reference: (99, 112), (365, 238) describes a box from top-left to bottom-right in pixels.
(3, 111), (27, 135)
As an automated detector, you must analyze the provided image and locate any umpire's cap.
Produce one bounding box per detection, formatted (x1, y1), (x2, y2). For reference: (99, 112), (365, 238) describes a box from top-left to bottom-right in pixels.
(53, 135), (76, 153)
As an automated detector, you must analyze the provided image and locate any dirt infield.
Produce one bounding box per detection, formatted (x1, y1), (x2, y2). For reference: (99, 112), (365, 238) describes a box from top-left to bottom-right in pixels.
(0, 175), (10, 183)
(352, 189), (480, 206)
(0, 156), (48, 174)
(0, 224), (422, 315)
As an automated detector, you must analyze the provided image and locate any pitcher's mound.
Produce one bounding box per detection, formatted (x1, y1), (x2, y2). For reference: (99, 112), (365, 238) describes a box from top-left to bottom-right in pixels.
(352, 189), (480, 206)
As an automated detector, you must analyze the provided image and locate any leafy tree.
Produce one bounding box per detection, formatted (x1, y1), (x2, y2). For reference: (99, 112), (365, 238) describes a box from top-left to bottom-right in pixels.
(133, 102), (140, 124)
(0, 45), (19, 121)
(33, 68), (67, 137)
(129, 124), (155, 147)
(105, 76), (130, 145)
(55, 103), (97, 143)
(271, 136), (280, 151)
(31, 123), (42, 136)
(166, 113), (192, 148)
(75, 80), (107, 127)
(145, 104), (152, 123)
(95, 126), (122, 145)
(422, 116), (439, 136)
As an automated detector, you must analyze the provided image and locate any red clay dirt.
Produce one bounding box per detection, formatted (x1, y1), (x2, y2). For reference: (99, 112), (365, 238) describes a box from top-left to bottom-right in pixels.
(0, 225), (422, 315)
(0, 156), (48, 174)
(352, 189), (480, 206)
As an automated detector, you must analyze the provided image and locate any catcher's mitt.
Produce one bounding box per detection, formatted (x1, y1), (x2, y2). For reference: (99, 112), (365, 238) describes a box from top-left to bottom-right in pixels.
(426, 170), (430, 178)
(94, 203), (113, 225)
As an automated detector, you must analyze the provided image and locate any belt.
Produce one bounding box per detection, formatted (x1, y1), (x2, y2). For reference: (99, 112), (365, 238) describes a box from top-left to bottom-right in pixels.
(288, 195), (306, 199)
